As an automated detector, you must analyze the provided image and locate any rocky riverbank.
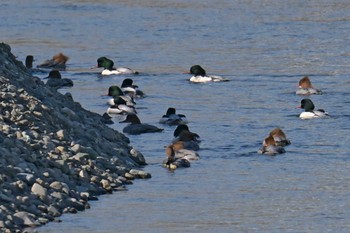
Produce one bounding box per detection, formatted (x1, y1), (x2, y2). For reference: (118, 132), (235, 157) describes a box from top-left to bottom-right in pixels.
(0, 43), (151, 232)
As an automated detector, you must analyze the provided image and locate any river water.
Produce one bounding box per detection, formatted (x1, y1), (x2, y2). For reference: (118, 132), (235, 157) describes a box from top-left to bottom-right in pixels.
(2, 1), (350, 232)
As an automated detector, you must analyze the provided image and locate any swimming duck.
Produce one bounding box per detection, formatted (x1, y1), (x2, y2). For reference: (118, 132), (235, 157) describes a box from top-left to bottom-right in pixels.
(121, 78), (145, 99)
(159, 108), (188, 125)
(120, 115), (163, 135)
(107, 96), (137, 115)
(168, 142), (200, 160)
(296, 76), (322, 95)
(37, 53), (69, 70)
(25, 55), (34, 69)
(188, 65), (229, 83)
(97, 57), (138, 75)
(172, 125), (200, 150)
(173, 125), (200, 141)
(44, 70), (73, 89)
(162, 145), (191, 170)
(298, 98), (329, 119)
(106, 85), (136, 106)
(258, 134), (286, 155)
(25, 55), (46, 73)
(269, 128), (291, 147)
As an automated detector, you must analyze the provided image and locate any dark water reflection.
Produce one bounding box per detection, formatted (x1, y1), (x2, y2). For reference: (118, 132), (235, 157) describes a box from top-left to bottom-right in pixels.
(1, 0), (350, 232)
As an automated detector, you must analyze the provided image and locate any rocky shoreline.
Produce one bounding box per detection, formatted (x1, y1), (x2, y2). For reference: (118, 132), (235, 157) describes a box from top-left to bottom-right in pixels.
(0, 43), (151, 232)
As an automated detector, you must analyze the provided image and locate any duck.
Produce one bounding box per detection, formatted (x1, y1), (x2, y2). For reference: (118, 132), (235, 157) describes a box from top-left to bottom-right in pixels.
(25, 55), (46, 73)
(168, 142), (200, 160)
(37, 53), (69, 70)
(106, 85), (135, 107)
(188, 65), (229, 83)
(159, 108), (188, 125)
(296, 76), (322, 95)
(107, 96), (137, 115)
(97, 57), (138, 75)
(25, 55), (34, 69)
(258, 134), (286, 155)
(173, 125), (200, 141)
(121, 78), (145, 99)
(44, 70), (73, 89)
(269, 128), (291, 147)
(120, 115), (163, 135)
(162, 145), (191, 170)
(298, 98), (329, 119)
(172, 125), (200, 151)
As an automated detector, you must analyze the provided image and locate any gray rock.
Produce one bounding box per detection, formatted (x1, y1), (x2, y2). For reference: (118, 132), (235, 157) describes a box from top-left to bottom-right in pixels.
(128, 169), (152, 179)
(16, 173), (35, 185)
(130, 148), (147, 165)
(100, 179), (112, 192)
(31, 183), (47, 197)
(13, 211), (40, 227)
(50, 191), (64, 200)
(47, 205), (61, 217)
(49, 181), (63, 191)
(56, 129), (65, 140)
(79, 169), (89, 180)
(71, 152), (90, 161)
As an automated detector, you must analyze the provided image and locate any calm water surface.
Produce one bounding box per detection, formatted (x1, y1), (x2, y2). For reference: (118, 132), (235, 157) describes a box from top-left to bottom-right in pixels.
(1, 1), (350, 232)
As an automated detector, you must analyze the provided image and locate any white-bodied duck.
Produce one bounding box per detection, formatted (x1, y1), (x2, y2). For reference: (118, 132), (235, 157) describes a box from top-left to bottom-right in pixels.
(188, 65), (229, 83)
(106, 85), (135, 107)
(121, 78), (145, 99)
(107, 96), (137, 115)
(97, 57), (138, 75)
(298, 98), (329, 119)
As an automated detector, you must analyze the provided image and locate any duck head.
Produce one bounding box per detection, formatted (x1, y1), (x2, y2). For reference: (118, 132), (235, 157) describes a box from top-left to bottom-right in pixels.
(121, 78), (138, 88)
(300, 98), (315, 112)
(166, 107), (176, 115)
(108, 85), (124, 97)
(190, 65), (206, 76)
(173, 124), (190, 137)
(52, 53), (69, 65)
(25, 55), (34, 69)
(299, 76), (313, 88)
(45, 70), (61, 79)
(263, 135), (276, 147)
(97, 57), (114, 70)
(269, 128), (286, 139)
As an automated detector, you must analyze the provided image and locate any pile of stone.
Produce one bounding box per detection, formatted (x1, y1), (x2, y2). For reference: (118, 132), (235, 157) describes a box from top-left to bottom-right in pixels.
(0, 43), (151, 232)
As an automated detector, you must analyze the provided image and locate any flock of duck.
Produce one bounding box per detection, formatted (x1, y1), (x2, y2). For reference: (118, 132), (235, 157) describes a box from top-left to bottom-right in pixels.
(25, 53), (329, 169)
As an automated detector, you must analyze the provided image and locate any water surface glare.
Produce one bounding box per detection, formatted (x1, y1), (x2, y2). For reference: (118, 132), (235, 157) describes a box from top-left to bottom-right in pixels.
(1, 0), (350, 232)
